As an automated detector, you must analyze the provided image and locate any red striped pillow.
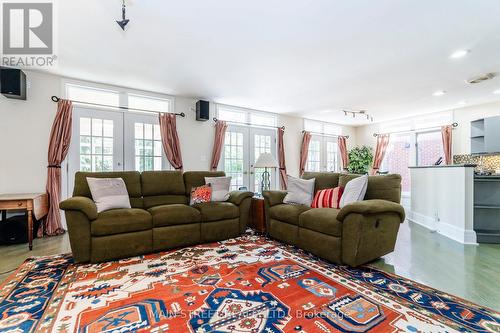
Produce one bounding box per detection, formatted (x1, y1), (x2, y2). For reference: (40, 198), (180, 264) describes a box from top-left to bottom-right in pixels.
(311, 187), (344, 209)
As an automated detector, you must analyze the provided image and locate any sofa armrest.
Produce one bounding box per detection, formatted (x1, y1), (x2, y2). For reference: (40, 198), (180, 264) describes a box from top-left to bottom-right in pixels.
(262, 190), (287, 207)
(227, 191), (253, 206)
(337, 199), (405, 222)
(59, 196), (98, 221)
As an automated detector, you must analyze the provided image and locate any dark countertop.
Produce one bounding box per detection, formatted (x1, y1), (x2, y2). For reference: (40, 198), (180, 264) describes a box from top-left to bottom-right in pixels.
(474, 175), (500, 180)
(409, 164), (477, 169)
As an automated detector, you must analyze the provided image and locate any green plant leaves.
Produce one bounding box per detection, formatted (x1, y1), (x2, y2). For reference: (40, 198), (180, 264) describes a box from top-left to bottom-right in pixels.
(347, 146), (374, 174)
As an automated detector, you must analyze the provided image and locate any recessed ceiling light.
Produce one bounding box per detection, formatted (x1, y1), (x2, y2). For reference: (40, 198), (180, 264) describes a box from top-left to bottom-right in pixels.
(494, 89), (500, 95)
(457, 101), (467, 106)
(433, 90), (446, 96)
(450, 49), (470, 59)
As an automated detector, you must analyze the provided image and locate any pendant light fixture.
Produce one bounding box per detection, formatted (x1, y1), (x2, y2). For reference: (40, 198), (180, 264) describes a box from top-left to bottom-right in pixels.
(116, 0), (130, 30)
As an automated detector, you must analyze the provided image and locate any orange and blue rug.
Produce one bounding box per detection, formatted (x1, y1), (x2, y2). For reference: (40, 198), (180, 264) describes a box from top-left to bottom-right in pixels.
(0, 234), (499, 332)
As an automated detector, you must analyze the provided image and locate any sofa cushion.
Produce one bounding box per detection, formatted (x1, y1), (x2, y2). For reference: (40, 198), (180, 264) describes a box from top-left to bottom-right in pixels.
(73, 171), (143, 208)
(148, 204), (201, 227)
(194, 202), (239, 222)
(86, 177), (131, 213)
(91, 208), (152, 236)
(142, 171), (188, 209)
(184, 171), (226, 195)
(339, 174), (402, 203)
(270, 204), (310, 225)
(302, 172), (340, 193)
(299, 208), (342, 237)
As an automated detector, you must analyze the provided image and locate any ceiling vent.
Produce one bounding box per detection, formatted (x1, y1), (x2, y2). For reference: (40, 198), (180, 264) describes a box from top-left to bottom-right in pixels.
(466, 73), (496, 84)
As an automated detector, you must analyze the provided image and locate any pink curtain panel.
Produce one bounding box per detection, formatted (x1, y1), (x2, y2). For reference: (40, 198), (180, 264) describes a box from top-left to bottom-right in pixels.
(441, 125), (453, 165)
(338, 136), (349, 171)
(277, 127), (287, 190)
(41, 99), (73, 237)
(159, 113), (183, 170)
(299, 131), (312, 176)
(210, 121), (228, 171)
(371, 134), (390, 175)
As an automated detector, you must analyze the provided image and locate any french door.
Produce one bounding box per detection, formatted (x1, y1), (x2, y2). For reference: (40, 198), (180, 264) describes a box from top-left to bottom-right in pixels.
(306, 135), (340, 172)
(67, 107), (168, 195)
(221, 125), (277, 193)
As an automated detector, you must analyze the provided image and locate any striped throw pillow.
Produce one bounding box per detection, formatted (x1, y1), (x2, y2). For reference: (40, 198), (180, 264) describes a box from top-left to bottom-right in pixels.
(311, 187), (344, 209)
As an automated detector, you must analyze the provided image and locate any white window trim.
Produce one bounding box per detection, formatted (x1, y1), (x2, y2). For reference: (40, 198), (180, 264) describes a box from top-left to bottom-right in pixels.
(215, 103), (278, 128)
(62, 78), (175, 115)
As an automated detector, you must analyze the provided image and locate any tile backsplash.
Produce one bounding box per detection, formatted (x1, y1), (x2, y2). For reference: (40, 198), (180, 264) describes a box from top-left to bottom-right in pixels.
(453, 154), (500, 171)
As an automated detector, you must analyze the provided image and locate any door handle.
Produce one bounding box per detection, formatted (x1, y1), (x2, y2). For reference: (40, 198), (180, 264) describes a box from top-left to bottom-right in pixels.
(243, 171), (248, 175)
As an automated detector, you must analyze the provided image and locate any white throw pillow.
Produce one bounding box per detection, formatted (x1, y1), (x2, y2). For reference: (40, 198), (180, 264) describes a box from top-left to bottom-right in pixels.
(86, 177), (131, 213)
(340, 175), (368, 208)
(283, 176), (315, 206)
(205, 176), (232, 202)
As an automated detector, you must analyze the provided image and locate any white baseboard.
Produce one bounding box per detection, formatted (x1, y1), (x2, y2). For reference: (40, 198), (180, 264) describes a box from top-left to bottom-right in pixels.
(408, 211), (437, 231)
(408, 211), (477, 245)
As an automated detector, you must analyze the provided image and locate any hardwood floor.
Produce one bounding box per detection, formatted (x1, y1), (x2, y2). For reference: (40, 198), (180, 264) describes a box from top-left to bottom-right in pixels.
(1, 221), (499, 310)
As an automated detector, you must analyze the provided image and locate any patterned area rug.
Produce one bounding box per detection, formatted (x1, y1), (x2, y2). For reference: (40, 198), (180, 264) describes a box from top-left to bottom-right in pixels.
(1, 234), (499, 333)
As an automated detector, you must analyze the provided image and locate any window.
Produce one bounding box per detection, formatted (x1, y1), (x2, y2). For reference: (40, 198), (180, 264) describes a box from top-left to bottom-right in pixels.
(417, 131), (444, 166)
(66, 84), (120, 108)
(79, 117), (114, 172)
(67, 82), (174, 195)
(304, 120), (342, 172)
(381, 133), (412, 193)
(134, 122), (163, 172)
(224, 130), (245, 191)
(253, 134), (273, 192)
(128, 94), (171, 113)
(217, 104), (277, 127)
(218, 105), (278, 194)
(326, 140), (339, 172)
(307, 139), (321, 172)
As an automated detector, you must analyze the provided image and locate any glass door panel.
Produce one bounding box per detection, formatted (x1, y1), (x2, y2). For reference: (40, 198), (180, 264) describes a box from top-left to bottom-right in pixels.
(250, 128), (276, 194)
(223, 126), (249, 191)
(325, 137), (339, 172)
(381, 133), (412, 194)
(68, 107), (124, 195)
(417, 130), (444, 166)
(124, 113), (169, 172)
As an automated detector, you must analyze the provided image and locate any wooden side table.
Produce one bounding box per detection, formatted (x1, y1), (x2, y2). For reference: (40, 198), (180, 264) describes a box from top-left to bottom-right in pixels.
(249, 197), (266, 233)
(0, 193), (49, 250)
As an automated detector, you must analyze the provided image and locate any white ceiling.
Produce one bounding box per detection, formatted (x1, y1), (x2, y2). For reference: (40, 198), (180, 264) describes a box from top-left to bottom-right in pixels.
(49, 0), (500, 125)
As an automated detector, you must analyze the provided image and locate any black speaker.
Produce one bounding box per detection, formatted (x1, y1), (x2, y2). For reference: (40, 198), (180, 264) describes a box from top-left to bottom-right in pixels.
(196, 100), (209, 121)
(0, 67), (26, 100)
(0, 214), (40, 245)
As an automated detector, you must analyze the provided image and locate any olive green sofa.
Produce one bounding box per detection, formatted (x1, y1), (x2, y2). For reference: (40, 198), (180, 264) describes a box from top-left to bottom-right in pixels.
(60, 171), (253, 263)
(263, 172), (405, 267)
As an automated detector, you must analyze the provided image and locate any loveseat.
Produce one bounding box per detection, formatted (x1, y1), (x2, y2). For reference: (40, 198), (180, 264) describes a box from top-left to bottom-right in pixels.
(263, 172), (405, 267)
(60, 171), (253, 263)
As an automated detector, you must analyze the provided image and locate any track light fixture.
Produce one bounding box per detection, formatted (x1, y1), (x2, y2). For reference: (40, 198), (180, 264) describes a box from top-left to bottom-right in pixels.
(116, 0), (130, 30)
(343, 109), (374, 122)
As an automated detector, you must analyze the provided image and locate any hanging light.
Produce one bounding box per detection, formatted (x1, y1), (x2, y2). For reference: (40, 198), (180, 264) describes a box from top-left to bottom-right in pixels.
(116, 0), (130, 30)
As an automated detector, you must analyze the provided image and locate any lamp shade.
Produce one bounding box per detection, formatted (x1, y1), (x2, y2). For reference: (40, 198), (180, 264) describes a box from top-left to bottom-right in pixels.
(254, 153), (279, 168)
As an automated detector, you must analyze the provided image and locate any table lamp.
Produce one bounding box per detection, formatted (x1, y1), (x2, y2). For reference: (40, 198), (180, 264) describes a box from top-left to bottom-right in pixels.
(254, 153), (279, 193)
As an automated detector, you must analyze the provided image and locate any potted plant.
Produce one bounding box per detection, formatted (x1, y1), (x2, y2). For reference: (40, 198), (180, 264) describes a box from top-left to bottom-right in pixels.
(347, 146), (373, 174)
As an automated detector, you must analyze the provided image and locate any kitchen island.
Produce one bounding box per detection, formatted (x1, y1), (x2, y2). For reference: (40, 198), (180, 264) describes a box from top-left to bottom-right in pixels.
(409, 164), (476, 244)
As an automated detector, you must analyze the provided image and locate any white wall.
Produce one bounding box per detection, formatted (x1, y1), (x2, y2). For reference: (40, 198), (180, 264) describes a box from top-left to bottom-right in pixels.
(0, 70), (357, 194)
(0, 71), (61, 193)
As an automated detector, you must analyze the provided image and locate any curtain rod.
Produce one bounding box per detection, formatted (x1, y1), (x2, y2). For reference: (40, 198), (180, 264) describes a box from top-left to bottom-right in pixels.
(213, 117), (285, 130)
(373, 122), (458, 137)
(302, 130), (349, 139)
(50, 96), (186, 117)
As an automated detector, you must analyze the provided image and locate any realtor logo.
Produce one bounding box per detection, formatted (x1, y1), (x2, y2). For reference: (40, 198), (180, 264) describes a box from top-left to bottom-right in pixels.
(2, 2), (53, 54)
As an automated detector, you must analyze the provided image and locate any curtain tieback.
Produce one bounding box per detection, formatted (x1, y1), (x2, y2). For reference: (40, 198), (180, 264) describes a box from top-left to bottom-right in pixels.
(47, 165), (61, 168)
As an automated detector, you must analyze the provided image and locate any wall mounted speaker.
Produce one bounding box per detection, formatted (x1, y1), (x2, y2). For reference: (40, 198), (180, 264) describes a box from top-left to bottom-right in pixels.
(196, 100), (209, 121)
(0, 67), (26, 100)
